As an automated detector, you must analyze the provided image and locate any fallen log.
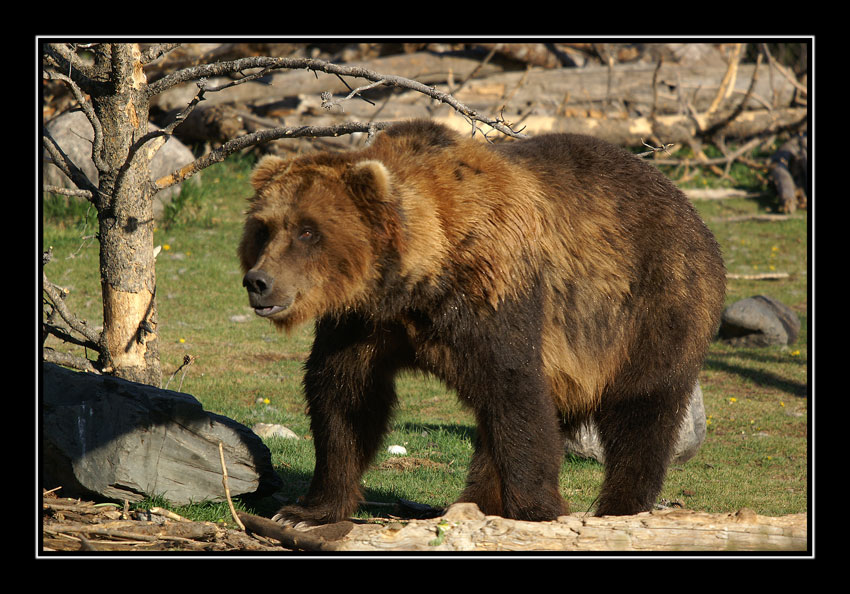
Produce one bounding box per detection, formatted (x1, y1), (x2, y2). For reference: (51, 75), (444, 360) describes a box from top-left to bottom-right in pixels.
(41, 494), (807, 554)
(335, 503), (807, 553)
(447, 62), (800, 117)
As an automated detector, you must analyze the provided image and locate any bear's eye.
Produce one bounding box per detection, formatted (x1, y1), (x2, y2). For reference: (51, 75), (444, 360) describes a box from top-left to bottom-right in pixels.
(297, 226), (319, 245)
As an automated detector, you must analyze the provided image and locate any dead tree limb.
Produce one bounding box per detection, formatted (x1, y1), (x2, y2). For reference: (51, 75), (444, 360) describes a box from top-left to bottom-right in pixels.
(42, 249), (103, 373)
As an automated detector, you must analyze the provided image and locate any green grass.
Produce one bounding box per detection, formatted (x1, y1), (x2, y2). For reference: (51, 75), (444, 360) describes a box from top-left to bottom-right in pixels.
(42, 143), (809, 522)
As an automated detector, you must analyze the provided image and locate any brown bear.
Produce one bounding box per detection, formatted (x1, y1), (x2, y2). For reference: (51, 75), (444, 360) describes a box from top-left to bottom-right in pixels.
(238, 119), (726, 525)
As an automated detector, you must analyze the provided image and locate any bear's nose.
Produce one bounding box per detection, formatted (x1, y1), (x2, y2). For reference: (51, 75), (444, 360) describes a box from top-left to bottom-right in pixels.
(243, 269), (274, 297)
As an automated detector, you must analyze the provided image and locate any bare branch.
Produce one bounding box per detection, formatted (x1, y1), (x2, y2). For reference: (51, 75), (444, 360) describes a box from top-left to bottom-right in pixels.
(43, 69), (108, 172)
(43, 43), (99, 88)
(144, 55), (305, 96)
(146, 56), (527, 139)
(42, 320), (99, 352)
(760, 44), (808, 97)
(42, 269), (102, 346)
(119, 80), (210, 200)
(140, 43), (181, 65)
(42, 128), (100, 202)
(154, 121), (391, 191)
(42, 348), (101, 374)
(43, 185), (94, 200)
(706, 43), (744, 116)
(203, 69), (275, 93)
(322, 78), (386, 110)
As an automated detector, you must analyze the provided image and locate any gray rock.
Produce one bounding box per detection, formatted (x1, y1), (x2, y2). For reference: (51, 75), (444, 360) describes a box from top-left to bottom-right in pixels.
(719, 295), (800, 347)
(42, 363), (282, 505)
(564, 381), (706, 465)
(42, 110), (198, 219)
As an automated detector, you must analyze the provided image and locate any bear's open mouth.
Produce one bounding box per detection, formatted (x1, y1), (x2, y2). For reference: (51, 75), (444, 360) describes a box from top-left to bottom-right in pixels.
(253, 305), (288, 317)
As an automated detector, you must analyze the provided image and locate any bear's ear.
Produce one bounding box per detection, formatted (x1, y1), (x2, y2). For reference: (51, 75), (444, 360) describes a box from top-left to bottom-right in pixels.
(344, 160), (392, 204)
(251, 155), (287, 191)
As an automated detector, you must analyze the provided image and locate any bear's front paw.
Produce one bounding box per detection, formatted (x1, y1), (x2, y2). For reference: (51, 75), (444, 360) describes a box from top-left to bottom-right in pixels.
(271, 504), (341, 528)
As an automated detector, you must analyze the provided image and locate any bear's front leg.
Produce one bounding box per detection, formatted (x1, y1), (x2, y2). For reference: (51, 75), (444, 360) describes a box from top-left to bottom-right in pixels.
(273, 315), (412, 526)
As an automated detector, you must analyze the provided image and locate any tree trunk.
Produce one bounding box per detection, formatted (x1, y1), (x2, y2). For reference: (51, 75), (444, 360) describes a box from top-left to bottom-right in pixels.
(90, 44), (161, 385)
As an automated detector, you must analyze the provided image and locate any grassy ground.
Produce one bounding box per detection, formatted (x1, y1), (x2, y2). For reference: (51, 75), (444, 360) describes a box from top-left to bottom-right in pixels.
(42, 142), (809, 524)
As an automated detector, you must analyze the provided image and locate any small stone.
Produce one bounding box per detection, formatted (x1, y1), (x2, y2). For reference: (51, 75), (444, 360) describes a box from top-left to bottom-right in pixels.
(252, 423), (299, 440)
(387, 445), (407, 455)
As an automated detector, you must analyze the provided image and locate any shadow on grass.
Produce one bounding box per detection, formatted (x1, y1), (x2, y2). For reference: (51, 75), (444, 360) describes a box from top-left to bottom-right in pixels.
(250, 422), (477, 520)
(704, 349), (808, 397)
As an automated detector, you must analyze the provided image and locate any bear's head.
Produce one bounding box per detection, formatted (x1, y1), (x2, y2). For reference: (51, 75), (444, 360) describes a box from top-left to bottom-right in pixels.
(238, 154), (402, 330)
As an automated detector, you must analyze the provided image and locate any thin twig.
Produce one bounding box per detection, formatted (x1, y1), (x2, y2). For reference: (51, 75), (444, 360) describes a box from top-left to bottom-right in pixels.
(726, 272), (790, 280)
(219, 442), (246, 531)
(163, 354), (195, 390)
(42, 270), (101, 345)
(715, 214), (794, 223)
(323, 78), (385, 110)
(41, 128), (101, 202)
(149, 507), (191, 523)
(636, 139), (675, 158)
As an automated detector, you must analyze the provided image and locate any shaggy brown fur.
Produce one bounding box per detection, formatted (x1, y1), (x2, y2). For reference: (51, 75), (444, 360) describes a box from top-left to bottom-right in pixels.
(239, 119), (726, 524)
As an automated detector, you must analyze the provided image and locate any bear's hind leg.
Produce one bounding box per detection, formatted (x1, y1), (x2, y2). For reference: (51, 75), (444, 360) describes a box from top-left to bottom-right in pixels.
(457, 394), (569, 522)
(593, 387), (689, 516)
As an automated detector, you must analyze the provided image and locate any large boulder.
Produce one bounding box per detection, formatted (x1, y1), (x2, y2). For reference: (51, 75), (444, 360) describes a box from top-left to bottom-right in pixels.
(42, 363), (282, 505)
(719, 295), (800, 347)
(564, 381), (707, 465)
